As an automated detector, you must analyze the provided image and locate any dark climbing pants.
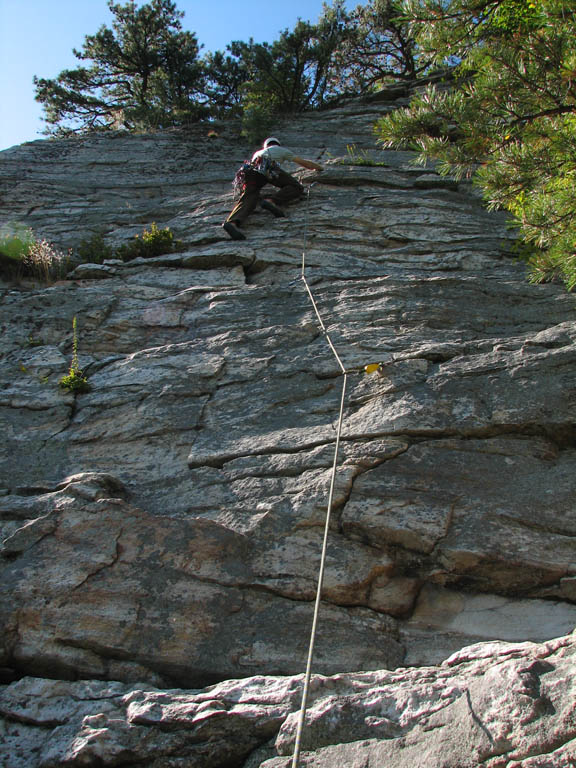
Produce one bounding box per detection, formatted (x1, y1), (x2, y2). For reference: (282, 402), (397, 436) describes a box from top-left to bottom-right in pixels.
(226, 169), (304, 225)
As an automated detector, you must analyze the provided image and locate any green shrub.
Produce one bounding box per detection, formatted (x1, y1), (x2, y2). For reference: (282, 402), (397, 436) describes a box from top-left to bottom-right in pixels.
(116, 222), (179, 262)
(76, 231), (113, 264)
(25, 239), (71, 282)
(240, 101), (276, 145)
(0, 225), (35, 277)
(0, 225), (71, 283)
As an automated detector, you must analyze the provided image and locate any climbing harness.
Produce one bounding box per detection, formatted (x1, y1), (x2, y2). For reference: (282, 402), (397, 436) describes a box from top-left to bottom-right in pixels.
(232, 153), (282, 197)
(254, 152), (282, 182)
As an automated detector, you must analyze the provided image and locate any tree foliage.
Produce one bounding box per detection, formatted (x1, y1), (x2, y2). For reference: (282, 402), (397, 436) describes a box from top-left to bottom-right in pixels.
(200, 0), (421, 141)
(34, 0), (206, 135)
(34, 0), (422, 140)
(374, 0), (576, 289)
(332, 0), (425, 92)
(211, 7), (350, 120)
(202, 47), (250, 118)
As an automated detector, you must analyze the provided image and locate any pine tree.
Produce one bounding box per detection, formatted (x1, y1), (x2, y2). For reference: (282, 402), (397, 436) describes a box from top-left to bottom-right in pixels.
(34, 0), (206, 135)
(375, 0), (576, 289)
(332, 0), (424, 92)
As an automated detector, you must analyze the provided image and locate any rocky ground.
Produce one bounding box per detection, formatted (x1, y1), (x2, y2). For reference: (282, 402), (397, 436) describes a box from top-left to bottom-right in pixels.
(0, 91), (575, 765)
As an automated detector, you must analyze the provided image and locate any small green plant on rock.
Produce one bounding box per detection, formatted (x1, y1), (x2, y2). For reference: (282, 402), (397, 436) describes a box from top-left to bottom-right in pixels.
(59, 316), (90, 394)
(116, 222), (180, 262)
(343, 143), (387, 167)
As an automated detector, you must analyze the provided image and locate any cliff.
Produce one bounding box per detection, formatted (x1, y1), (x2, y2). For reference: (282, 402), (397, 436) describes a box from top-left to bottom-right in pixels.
(1, 93), (575, 766)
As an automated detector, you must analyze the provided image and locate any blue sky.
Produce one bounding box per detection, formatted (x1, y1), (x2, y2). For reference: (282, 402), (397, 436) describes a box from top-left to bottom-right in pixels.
(0, 0), (352, 151)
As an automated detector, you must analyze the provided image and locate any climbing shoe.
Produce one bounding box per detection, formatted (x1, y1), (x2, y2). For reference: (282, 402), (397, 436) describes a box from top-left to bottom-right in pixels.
(261, 199), (286, 218)
(222, 221), (246, 241)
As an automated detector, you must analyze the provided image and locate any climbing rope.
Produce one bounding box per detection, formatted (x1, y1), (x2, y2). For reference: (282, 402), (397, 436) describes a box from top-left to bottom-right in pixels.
(299, 185), (346, 376)
(290, 186), (349, 768)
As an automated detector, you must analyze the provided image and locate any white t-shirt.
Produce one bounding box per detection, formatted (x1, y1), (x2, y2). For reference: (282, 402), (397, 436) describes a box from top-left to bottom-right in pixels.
(251, 145), (296, 166)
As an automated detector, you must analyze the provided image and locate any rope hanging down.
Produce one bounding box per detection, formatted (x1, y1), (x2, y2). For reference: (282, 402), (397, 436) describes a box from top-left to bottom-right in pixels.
(290, 186), (349, 768)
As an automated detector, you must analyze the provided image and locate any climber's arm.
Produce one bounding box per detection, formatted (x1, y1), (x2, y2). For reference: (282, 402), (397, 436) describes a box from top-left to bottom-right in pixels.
(292, 156), (324, 172)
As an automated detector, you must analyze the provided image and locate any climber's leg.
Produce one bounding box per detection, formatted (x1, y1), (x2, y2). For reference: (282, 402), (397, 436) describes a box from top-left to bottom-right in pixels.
(226, 185), (262, 225)
(223, 183), (264, 240)
(265, 169), (305, 207)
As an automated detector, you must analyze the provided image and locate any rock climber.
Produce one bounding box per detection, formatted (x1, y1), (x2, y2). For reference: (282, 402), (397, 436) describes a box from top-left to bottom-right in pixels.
(222, 137), (324, 241)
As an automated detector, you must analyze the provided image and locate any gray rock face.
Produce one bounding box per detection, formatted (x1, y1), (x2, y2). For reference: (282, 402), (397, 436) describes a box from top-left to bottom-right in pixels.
(0, 95), (575, 765)
(1, 633), (574, 767)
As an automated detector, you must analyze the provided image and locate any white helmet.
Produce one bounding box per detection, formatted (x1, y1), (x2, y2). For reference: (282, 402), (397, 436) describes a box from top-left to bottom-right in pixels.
(263, 137), (280, 148)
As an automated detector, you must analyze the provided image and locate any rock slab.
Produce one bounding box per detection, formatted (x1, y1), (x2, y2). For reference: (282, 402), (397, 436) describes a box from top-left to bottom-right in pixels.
(1, 633), (574, 767)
